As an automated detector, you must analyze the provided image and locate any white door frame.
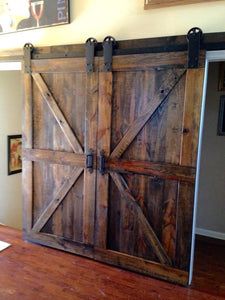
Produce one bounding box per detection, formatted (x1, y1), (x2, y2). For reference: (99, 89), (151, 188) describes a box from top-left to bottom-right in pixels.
(189, 50), (225, 285)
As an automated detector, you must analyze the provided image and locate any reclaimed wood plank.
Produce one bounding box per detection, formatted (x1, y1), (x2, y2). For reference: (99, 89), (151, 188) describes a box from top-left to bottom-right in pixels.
(32, 168), (83, 233)
(32, 73), (83, 154)
(95, 72), (112, 248)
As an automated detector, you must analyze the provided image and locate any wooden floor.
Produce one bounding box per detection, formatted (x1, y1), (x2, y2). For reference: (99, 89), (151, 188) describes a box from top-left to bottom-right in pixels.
(0, 226), (224, 300)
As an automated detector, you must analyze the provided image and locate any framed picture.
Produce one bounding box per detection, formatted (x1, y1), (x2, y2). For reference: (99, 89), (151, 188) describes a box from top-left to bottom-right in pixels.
(144, 0), (223, 9)
(218, 62), (225, 92)
(8, 135), (22, 176)
(218, 96), (225, 136)
(0, 0), (70, 35)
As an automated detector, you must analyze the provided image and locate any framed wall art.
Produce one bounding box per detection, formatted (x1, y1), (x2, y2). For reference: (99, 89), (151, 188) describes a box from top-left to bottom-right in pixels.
(218, 96), (225, 136)
(218, 62), (225, 92)
(0, 0), (70, 34)
(8, 135), (22, 176)
(144, 0), (223, 9)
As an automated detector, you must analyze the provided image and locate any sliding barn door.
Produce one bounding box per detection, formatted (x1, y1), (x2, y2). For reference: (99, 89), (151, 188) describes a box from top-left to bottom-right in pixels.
(23, 49), (98, 254)
(23, 44), (204, 285)
(95, 52), (204, 285)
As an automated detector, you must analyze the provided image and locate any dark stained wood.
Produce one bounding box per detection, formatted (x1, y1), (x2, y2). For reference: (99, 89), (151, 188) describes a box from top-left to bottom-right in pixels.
(180, 68), (205, 167)
(23, 44), (205, 285)
(32, 168), (83, 233)
(83, 72), (99, 245)
(110, 172), (172, 266)
(107, 158), (196, 182)
(110, 69), (186, 159)
(32, 73), (83, 154)
(23, 148), (86, 167)
(0, 226), (224, 300)
(22, 72), (33, 233)
(32, 57), (88, 73)
(95, 72), (113, 249)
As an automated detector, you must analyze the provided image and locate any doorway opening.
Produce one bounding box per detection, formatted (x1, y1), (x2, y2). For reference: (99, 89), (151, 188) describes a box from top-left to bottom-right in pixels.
(0, 62), (23, 230)
(191, 51), (225, 294)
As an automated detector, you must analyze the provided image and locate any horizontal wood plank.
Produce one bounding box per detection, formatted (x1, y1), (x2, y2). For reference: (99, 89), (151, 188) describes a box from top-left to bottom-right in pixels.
(107, 159), (195, 182)
(99, 52), (205, 72)
(32, 57), (96, 73)
(94, 248), (188, 286)
(23, 148), (86, 167)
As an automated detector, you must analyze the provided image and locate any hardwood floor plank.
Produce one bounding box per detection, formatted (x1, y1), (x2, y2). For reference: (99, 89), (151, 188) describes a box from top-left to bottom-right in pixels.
(0, 226), (224, 300)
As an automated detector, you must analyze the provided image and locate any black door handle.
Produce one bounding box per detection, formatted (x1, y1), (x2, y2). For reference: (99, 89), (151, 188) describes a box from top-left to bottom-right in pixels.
(86, 149), (94, 173)
(99, 150), (106, 175)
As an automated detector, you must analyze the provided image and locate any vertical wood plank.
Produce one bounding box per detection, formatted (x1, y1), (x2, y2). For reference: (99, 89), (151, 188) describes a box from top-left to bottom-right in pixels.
(83, 72), (99, 244)
(22, 72), (33, 234)
(176, 68), (205, 270)
(95, 72), (113, 248)
(180, 68), (205, 168)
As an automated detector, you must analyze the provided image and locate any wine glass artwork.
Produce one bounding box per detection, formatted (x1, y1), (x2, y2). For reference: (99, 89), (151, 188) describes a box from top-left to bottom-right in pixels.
(31, 0), (44, 27)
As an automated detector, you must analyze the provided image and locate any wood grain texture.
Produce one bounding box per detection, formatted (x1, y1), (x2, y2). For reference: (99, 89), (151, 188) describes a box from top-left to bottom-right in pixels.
(110, 69), (185, 159)
(180, 68), (204, 167)
(2, 226), (225, 299)
(32, 167), (83, 233)
(107, 159), (195, 182)
(22, 73), (33, 233)
(110, 172), (172, 266)
(95, 72), (113, 249)
(32, 73), (83, 154)
(99, 52), (205, 72)
(23, 148), (86, 167)
(83, 72), (99, 244)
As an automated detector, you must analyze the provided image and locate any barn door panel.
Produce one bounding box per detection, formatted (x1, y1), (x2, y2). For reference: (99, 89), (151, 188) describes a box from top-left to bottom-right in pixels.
(23, 54), (98, 249)
(95, 52), (204, 284)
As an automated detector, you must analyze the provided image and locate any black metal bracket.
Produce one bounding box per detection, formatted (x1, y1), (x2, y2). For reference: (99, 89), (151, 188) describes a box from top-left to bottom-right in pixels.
(103, 36), (117, 72)
(23, 43), (34, 74)
(99, 150), (106, 175)
(86, 149), (94, 173)
(85, 37), (98, 73)
(187, 27), (203, 69)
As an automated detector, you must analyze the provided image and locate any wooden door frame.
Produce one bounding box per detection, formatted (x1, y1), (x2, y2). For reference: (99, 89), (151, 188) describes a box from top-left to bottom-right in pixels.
(190, 49), (225, 285)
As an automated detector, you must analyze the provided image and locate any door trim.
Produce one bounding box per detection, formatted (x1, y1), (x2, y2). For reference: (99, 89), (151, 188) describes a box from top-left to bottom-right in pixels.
(189, 50), (225, 285)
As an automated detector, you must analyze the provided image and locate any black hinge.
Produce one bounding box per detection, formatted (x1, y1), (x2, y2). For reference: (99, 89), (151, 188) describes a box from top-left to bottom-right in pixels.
(103, 36), (117, 72)
(86, 149), (94, 173)
(85, 37), (98, 73)
(187, 27), (203, 69)
(24, 43), (34, 74)
(99, 150), (106, 175)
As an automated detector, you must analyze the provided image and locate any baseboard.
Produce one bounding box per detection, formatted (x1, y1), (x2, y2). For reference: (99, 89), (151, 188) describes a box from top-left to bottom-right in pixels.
(195, 228), (225, 240)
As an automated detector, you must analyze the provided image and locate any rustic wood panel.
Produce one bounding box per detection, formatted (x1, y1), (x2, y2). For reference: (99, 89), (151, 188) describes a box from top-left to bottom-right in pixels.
(99, 52), (205, 72)
(95, 72), (113, 248)
(23, 149), (86, 167)
(180, 68), (204, 167)
(22, 73), (33, 233)
(107, 159), (195, 182)
(83, 72), (99, 244)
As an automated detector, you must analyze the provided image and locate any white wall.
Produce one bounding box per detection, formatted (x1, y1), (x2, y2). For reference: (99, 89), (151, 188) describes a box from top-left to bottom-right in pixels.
(0, 0), (224, 50)
(0, 71), (22, 229)
(196, 62), (225, 239)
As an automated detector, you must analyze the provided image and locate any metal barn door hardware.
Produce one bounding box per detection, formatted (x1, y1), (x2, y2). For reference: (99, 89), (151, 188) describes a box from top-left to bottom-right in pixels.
(86, 150), (94, 173)
(103, 36), (117, 72)
(99, 150), (106, 175)
(24, 43), (34, 74)
(187, 27), (203, 69)
(85, 37), (98, 73)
